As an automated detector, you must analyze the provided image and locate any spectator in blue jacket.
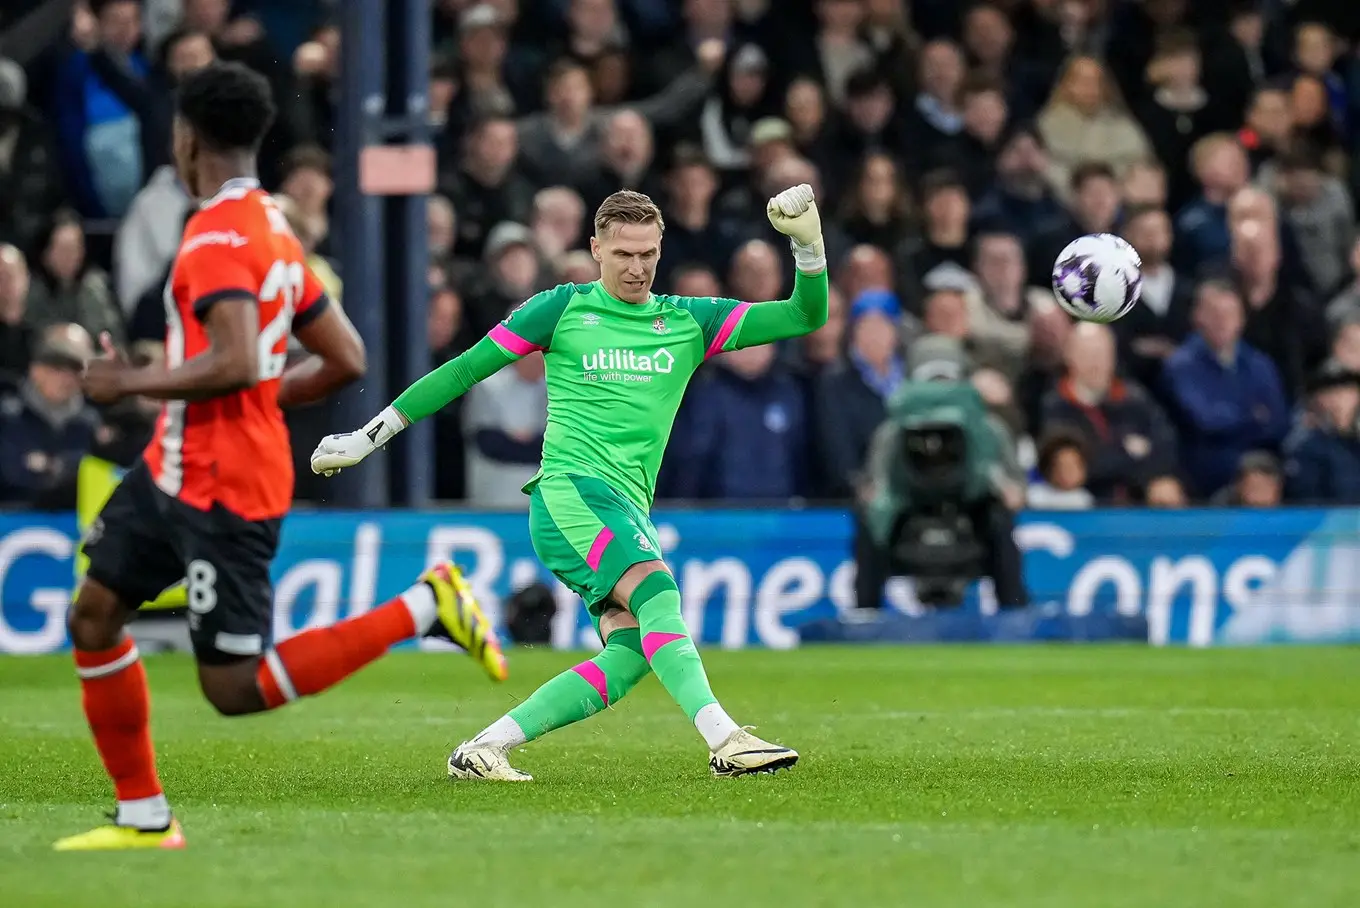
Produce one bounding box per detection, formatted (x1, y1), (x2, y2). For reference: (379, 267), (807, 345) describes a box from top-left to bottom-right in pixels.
(1164, 279), (1290, 498)
(51, 0), (149, 218)
(0, 323), (99, 509)
(1283, 361), (1360, 504)
(668, 342), (808, 501)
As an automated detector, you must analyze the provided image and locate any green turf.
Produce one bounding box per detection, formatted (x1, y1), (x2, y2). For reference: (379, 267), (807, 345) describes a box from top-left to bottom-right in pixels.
(2, 645), (1359, 908)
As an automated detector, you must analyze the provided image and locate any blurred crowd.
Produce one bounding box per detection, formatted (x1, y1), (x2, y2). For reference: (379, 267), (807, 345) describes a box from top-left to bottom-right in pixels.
(2, 0), (1360, 512)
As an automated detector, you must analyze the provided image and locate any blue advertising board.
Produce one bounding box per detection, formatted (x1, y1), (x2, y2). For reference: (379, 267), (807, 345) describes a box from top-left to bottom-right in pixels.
(2, 507), (1359, 653)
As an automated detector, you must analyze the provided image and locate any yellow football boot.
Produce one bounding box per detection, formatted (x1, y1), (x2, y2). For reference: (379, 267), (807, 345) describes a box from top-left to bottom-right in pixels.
(54, 819), (185, 851)
(423, 562), (509, 682)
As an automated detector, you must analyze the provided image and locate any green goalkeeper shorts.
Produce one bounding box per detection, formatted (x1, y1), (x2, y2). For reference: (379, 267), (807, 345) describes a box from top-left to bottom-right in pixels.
(528, 473), (663, 614)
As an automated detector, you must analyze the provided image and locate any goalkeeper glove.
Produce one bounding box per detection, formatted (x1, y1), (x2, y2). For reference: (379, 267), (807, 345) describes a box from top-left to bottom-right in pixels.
(766, 183), (825, 272)
(310, 407), (405, 476)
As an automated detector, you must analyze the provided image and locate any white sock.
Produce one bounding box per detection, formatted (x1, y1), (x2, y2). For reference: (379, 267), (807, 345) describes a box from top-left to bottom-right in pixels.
(471, 715), (527, 749)
(116, 794), (172, 830)
(400, 583), (439, 634)
(694, 703), (741, 750)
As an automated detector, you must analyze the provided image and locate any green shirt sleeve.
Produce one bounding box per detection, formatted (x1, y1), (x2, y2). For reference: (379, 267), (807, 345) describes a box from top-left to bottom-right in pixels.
(391, 284), (575, 423)
(681, 269), (830, 360)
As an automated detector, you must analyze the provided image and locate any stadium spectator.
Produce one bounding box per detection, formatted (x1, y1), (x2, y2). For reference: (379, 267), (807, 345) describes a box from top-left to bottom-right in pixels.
(1173, 133), (1250, 274)
(558, 248), (599, 283)
(1264, 145), (1355, 297)
(1120, 158), (1169, 210)
(463, 349), (548, 508)
(1144, 473), (1189, 508)
(583, 109), (664, 218)
(670, 342), (808, 501)
(1239, 83), (1293, 173)
(967, 231), (1034, 376)
(904, 39), (968, 176)
(0, 244), (32, 385)
(784, 76), (835, 181)
(1068, 162), (1122, 237)
(658, 148), (741, 289)
(112, 157), (192, 315)
(972, 124), (1070, 278)
(669, 263), (721, 299)
(1134, 30), (1226, 211)
(1037, 55), (1152, 201)
(1164, 279), (1290, 498)
(698, 43), (776, 174)
(529, 186), (587, 263)
(1040, 321), (1177, 503)
(25, 211), (123, 347)
(443, 115), (536, 260)
(829, 68), (909, 188)
(1027, 426), (1095, 510)
(0, 322), (98, 508)
(1211, 450), (1284, 508)
(727, 239), (783, 303)
(0, 57), (65, 253)
(1326, 238), (1360, 328)
(430, 282), (469, 502)
(277, 146), (334, 255)
(813, 288), (902, 501)
(52, 0), (149, 219)
(955, 75), (1009, 198)
(840, 151), (915, 254)
(467, 221), (546, 336)
(1115, 205), (1194, 391)
(1283, 360), (1360, 504)
(901, 169), (971, 306)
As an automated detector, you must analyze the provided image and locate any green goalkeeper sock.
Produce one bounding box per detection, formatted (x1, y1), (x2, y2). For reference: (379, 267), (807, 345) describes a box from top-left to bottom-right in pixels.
(630, 572), (741, 749)
(494, 628), (651, 745)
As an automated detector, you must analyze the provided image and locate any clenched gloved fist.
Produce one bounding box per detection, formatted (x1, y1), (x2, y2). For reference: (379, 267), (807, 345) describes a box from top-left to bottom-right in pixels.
(765, 183), (825, 272)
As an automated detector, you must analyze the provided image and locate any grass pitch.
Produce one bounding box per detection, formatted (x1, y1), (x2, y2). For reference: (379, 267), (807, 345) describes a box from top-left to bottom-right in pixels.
(2, 645), (1358, 908)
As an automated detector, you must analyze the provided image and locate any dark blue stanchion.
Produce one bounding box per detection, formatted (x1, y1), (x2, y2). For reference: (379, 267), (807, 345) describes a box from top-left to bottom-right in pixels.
(390, 0), (434, 507)
(331, 0), (390, 508)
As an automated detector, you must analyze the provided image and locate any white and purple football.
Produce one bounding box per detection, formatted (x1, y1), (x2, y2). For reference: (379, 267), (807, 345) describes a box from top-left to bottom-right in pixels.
(1051, 233), (1142, 323)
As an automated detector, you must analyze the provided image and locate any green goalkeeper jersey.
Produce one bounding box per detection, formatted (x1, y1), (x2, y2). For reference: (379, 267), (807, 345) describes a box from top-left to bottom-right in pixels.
(392, 271), (828, 510)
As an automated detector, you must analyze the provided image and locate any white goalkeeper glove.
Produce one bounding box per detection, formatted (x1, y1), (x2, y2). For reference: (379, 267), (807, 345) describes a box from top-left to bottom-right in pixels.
(310, 407), (405, 476)
(766, 182), (825, 272)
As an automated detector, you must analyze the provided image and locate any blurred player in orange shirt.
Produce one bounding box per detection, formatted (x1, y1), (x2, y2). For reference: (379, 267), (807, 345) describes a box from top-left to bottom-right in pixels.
(56, 62), (507, 852)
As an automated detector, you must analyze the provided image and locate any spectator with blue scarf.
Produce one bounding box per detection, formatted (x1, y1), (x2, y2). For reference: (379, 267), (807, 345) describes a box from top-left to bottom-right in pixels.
(51, 0), (149, 219)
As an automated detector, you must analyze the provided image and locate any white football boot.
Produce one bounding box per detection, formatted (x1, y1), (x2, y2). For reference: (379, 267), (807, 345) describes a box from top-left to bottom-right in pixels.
(708, 728), (799, 777)
(447, 742), (534, 782)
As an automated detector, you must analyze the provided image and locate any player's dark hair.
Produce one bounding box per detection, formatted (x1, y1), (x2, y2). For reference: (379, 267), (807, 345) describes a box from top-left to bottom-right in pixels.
(175, 61), (276, 154)
(1070, 160), (1117, 193)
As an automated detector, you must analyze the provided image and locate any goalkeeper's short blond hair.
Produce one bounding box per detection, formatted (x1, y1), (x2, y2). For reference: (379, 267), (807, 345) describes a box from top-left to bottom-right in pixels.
(594, 190), (665, 239)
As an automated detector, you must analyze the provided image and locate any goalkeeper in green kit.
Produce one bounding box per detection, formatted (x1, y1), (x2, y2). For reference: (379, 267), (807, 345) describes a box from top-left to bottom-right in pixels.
(310, 184), (828, 779)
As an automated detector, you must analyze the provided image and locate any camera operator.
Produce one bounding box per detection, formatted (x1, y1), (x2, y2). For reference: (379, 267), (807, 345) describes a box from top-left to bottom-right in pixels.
(856, 333), (1029, 610)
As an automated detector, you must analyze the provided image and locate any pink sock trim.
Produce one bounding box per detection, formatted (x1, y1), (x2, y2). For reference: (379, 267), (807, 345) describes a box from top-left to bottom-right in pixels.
(585, 527), (614, 571)
(571, 661), (610, 707)
(642, 631), (686, 662)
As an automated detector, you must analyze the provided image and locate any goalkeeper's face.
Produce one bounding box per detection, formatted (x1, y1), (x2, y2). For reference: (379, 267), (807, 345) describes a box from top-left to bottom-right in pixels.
(592, 222), (661, 303)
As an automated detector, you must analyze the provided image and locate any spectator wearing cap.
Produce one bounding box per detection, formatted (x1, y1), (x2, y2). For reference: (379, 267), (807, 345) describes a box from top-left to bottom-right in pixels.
(442, 115), (537, 260)
(1210, 451), (1284, 507)
(657, 148), (743, 289)
(0, 243), (32, 385)
(1283, 360), (1360, 504)
(25, 211), (124, 349)
(971, 124), (1071, 279)
(699, 43), (778, 174)
(0, 57), (65, 254)
(1041, 322), (1178, 503)
(813, 289), (904, 500)
(1163, 279), (1289, 498)
(446, 3), (523, 123)
(668, 341), (808, 501)
(714, 116), (796, 223)
(1116, 205), (1194, 394)
(0, 322), (99, 508)
(51, 0), (150, 219)
(1036, 55), (1152, 203)
(466, 222), (548, 337)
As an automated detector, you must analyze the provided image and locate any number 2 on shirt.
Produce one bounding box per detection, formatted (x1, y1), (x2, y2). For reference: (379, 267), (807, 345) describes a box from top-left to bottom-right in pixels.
(257, 259), (304, 380)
